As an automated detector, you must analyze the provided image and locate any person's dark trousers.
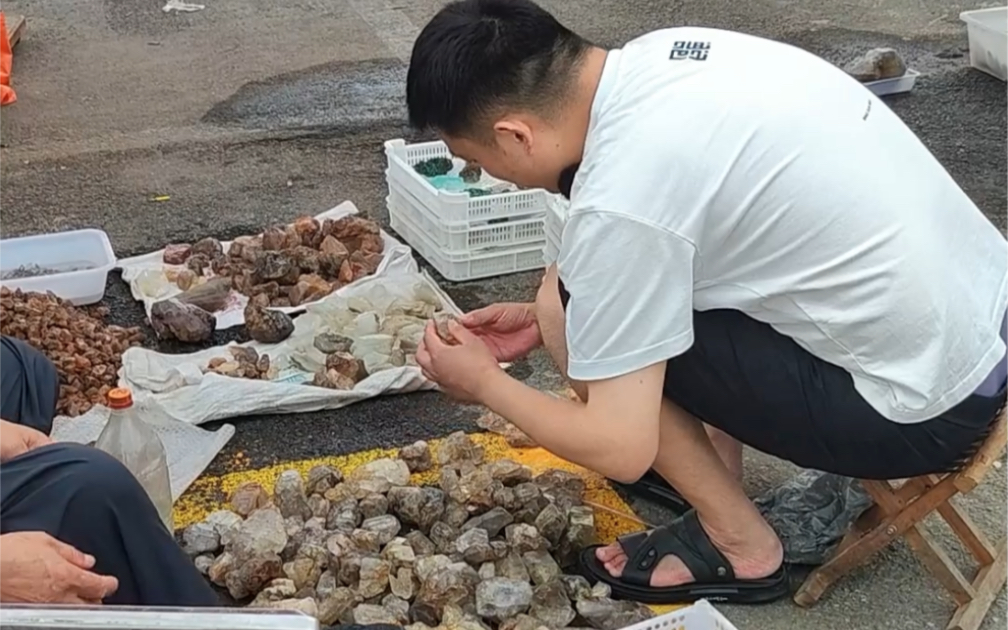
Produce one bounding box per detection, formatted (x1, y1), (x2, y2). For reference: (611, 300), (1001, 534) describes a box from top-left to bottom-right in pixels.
(0, 338), (219, 607)
(1, 335), (60, 434)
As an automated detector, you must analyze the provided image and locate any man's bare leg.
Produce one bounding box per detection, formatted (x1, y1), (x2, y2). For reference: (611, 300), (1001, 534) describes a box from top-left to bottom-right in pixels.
(535, 266), (780, 585)
(537, 266), (744, 481)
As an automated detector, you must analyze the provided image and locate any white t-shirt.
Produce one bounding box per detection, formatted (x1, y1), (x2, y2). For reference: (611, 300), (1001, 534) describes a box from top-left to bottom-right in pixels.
(558, 27), (1008, 424)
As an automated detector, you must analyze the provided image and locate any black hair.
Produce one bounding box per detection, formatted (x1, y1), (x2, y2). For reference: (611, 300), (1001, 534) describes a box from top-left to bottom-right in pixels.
(406, 0), (590, 138)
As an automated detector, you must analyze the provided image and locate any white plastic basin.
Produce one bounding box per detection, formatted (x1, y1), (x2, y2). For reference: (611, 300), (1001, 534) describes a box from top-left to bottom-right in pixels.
(0, 229), (117, 305)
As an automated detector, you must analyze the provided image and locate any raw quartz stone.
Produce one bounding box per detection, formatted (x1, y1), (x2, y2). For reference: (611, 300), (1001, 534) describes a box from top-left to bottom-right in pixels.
(337, 552), (364, 588)
(282, 556), (321, 591)
(306, 464), (343, 495)
(206, 509), (243, 546)
(557, 506), (597, 567)
(436, 431), (485, 468)
(261, 597), (318, 616)
(226, 553), (283, 599)
(390, 566), (417, 600)
(415, 554), (453, 582)
(476, 577), (534, 622)
(362, 514), (402, 545)
(462, 507), (515, 539)
(193, 554), (214, 575)
(415, 563), (480, 623)
(182, 521), (220, 556)
(534, 504), (566, 547)
(483, 459), (533, 486)
(316, 570), (338, 600)
(383, 594), (412, 624)
(382, 537), (418, 568)
(230, 481), (272, 516)
(308, 493), (330, 519)
(274, 469), (311, 520)
(478, 563), (496, 580)
(208, 552), (235, 586)
(406, 530), (438, 556)
(522, 549), (561, 586)
(358, 556), (392, 599)
(534, 470), (586, 501)
(324, 482), (356, 505)
(530, 580), (576, 628)
(441, 605), (492, 630)
(590, 582), (611, 599)
(560, 574), (593, 601)
(442, 467), (497, 513)
(350, 458), (411, 494)
(399, 440), (434, 473)
(499, 614), (543, 630)
(353, 604), (399, 625)
(493, 486), (521, 512)
(495, 552), (530, 583)
(455, 527), (496, 565)
(249, 578), (296, 607)
(317, 586), (357, 625)
(360, 493), (390, 519)
(506, 523), (550, 554)
(844, 47), (907, 82)
(443, 501), (471, 529)
(576, 597), (654, 630)
(389, 486), (446, 532)
(430, 521), (460, 555)
(328, 499), (362, 532)
(351, 528), (382, 554)
(229, 507), (288, 561)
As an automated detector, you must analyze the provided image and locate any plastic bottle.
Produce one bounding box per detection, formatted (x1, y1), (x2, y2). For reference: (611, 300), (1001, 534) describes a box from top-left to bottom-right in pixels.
(94, 388), (174, 531)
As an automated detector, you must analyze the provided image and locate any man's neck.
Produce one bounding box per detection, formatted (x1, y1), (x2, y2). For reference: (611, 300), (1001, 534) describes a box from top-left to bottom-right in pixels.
(556, 46), (609, 194)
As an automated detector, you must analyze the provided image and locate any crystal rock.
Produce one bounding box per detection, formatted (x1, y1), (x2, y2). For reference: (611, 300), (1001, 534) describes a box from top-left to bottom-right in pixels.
(229, 507), (288, 561)
(436, 431), (485, 468)
(182, 521), (220, 556)
(349, 458), (411, 494)
(362, 514), (402, 546)
(530, 580), (576, 628)
(274, 469), (311, 520)
(399, 440), (434, 473)
(522, 549), (561, 586)
(358, 556), (392, 599)
(506, 523), (550, 554)
(360, 493), (390, 519)
(476, 577), (534, 622)
(462, 506), (514, 539)
(576, 597), (654, 630)
(230, 481), (272, 516)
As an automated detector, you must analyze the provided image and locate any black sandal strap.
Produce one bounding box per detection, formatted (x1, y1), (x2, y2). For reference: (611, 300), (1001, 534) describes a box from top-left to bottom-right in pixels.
(620, 510), (736, 587)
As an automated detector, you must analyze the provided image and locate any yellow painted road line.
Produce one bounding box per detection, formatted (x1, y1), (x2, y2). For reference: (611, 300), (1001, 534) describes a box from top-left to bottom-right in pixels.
(175, 431), (684, 613)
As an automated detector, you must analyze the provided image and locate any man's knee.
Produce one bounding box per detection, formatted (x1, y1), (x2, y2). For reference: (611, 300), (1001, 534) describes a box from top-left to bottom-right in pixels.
(0, 336), (60, 433)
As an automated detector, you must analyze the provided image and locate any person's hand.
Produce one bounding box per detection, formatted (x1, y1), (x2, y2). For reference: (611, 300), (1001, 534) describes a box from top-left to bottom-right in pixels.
(459, 302), (542, 362)
(0, 419), (52, 462)
(416, 319), (504, 403)
(0, 532), (118, 604)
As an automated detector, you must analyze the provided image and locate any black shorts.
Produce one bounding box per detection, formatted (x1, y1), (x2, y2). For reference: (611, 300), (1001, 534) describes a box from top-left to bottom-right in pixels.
(558, 283), (1005, 480)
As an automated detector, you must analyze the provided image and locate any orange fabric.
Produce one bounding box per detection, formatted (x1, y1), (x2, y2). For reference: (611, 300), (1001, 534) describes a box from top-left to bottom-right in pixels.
(1, 12), (16, 106)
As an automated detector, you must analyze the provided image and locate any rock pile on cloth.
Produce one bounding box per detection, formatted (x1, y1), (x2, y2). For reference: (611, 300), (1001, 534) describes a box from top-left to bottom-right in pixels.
(181, 432), (654, 630)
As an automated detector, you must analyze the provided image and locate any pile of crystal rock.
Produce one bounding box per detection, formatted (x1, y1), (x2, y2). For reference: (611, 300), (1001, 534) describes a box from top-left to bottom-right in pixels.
(181, 431), (653, 630)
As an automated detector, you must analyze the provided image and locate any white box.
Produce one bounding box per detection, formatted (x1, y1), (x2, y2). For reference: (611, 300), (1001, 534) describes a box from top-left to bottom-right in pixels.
(387, 179), (546, 252)
(388, 194), (544, 282)
(385, 138), (550, 224)
(0, 229), (116, 305)
(961, 7), (1008, 81)
(620, 600), (739, 630)
(865, 69), (920, 96)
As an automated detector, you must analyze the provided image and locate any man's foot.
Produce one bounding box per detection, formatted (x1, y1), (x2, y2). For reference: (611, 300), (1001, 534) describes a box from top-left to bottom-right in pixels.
(594, 513), (783, 587)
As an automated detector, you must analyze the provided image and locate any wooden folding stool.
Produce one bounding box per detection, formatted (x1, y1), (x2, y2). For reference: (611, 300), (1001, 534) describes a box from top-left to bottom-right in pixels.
(794, 409), (1007, 630)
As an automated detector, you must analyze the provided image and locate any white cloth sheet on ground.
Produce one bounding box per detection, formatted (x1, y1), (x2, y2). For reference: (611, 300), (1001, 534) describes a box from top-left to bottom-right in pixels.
(117, 201), (415, 330)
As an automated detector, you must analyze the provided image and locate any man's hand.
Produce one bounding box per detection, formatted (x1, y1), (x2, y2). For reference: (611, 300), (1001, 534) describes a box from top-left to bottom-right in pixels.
(417, 319), (504, 403)
(0, 532), (118, 604)
(459, 302), (542, 362)
(0, 419), (52, 462)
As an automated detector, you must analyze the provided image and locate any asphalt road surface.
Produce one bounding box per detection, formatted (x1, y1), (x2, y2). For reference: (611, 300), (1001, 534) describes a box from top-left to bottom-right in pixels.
(1, 0), (1006, 627)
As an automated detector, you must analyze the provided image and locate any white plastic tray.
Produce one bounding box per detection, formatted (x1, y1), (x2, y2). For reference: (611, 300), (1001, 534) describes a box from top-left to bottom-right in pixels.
(622, 600), (739, 630)
(387, 178), (546, 252)
(0, 229), (116, 305)
(385, 138), (550, 224)
(388, 194), (545, 282)
(961, 7), (1008, 81)
(864, 69), (920, 96)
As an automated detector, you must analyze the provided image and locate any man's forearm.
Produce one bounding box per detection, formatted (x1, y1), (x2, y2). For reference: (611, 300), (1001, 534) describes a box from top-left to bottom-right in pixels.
(476, 370), (650, 482)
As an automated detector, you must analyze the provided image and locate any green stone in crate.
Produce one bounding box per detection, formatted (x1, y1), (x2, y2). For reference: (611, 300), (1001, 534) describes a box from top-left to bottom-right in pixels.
(413, 157), (454, 178)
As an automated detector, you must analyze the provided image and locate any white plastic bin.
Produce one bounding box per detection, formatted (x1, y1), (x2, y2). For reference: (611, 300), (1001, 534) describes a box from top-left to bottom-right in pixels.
(865, 69), (920, 96)
(385, 138), (551, 224)
(388, 194), (545, 281)
(620, 600), (739, 630)
(961, 7), (1008, 81)
(0, 229), (116, 305)
(387, 179), (547, 251)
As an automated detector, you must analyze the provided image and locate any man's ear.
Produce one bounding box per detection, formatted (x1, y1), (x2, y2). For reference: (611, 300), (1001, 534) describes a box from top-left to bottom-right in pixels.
(492, 119), (534, 154)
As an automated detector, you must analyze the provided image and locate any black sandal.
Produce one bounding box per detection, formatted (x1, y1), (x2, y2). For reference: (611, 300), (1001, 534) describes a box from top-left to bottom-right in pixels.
(609, 469), (692, 514)
(579, 509), (789, 605)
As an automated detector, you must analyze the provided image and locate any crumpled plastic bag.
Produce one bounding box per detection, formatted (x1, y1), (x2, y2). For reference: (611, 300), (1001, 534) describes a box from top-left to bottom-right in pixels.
(754, 469), (873, 565)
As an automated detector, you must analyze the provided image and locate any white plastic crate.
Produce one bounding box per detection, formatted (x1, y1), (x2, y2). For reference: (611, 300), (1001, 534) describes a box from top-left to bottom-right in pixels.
(387, 179), (546, 252)
(388, 195), (545, 282)
(0, 229), (116, 305)
(385, 138), (551, 224)
(620, 600), (738, 630)
(961, 7), (1008, 82)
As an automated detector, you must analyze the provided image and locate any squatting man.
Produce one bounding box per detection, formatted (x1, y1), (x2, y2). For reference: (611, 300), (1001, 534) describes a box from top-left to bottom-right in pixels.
(411, 0), (1007, 604)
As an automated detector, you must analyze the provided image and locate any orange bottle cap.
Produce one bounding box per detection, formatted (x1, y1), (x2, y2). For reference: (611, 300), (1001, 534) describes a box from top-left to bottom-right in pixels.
(107, 388), (133, 409)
